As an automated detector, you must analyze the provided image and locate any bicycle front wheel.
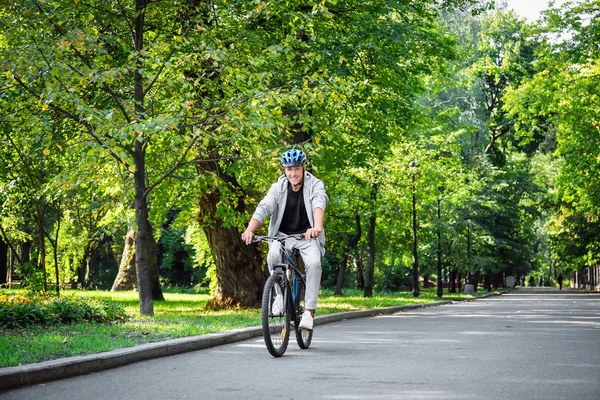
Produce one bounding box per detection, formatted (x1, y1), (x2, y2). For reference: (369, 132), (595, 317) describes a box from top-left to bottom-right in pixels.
(261, 273), (290, 357)
(294, 277), (313, 349)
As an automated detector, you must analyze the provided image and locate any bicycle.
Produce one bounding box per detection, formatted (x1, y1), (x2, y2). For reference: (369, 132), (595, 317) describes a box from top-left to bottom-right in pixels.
(253, 234), (314, 357)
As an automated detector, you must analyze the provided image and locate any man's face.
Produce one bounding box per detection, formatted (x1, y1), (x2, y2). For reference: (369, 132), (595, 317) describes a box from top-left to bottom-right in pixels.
(284, 165), (304, 187)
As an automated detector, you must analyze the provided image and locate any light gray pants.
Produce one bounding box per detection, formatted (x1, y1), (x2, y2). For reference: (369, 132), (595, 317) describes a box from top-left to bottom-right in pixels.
(267, 235), (322, 310)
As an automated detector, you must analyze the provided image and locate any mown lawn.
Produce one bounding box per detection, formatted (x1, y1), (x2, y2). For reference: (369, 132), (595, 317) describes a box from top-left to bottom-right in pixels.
(0, 287), (494, 368)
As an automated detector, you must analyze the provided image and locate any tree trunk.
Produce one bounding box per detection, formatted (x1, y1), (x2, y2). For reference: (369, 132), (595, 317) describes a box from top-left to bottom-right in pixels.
(196, 161), (264, 309)
(0, 238), (7, 285)
(471, 272), (481, 292)
(133, 162), (165, 310)
(364, 225), (375, 298)
(21, 242), (31, 265)
(35, 199), (47, 292)
(334, 214), (361, 296)
(334, 255), (348, 296)
(355, 250), (365, 290)
(112, 227), (138, 291)
(203, 221), (264, 308)
(133, 0), (152, 317)
(9, 248), (15, 288)
(51, 236), (60, 295)
(0, 226), (22, 289)
(50, 202), (61, 295)
(132, 0), (163, 315)
(78, 242), (90, 288)
(364, 185), (377, 298)
(449, 269), (457, 293)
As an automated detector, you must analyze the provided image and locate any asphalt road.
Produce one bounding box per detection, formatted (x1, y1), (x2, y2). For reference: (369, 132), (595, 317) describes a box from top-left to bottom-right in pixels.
(1, 288), (599, 400)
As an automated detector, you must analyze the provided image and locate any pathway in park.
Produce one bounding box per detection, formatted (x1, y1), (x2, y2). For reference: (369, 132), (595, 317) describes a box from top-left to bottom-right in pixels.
(1, 288), (599, 400)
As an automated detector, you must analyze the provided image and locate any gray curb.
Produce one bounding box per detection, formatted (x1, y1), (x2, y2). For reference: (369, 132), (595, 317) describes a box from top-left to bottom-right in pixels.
(0, 293), (505, 392)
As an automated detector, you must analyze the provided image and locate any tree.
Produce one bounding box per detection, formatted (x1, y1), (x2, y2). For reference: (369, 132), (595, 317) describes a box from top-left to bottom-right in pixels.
(0, 1), (227, 312)
(187, 0), (468, 303)
(0, 93), (71, 294)
(504, 0), (600, 278)
(1, 0), (496, 305)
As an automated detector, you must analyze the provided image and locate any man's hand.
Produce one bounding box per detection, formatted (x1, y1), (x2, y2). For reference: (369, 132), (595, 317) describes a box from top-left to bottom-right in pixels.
(305, 227), (322, 241)
(241, 230), (254, 245)
(306, 208), (325, 241)
(242, 219), (261, 245)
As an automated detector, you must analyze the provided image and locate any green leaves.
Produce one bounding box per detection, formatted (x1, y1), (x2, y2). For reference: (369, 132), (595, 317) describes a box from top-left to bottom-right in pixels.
(502, 0), (600, 273)
(4, 0), (571, 296)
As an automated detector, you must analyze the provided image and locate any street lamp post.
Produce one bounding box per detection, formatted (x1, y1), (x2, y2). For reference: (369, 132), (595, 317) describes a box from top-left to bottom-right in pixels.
(410, 161), (419, 298)
(436, 186), (444, 298)
(466, 218), (471, 285)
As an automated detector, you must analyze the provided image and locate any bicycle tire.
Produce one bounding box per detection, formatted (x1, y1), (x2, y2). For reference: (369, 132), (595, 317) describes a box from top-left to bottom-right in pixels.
(294, 274), (313, 349)
(261, 273), (290, 357)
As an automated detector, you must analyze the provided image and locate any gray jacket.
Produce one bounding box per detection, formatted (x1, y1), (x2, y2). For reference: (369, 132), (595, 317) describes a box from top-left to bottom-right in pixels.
(252, 171), (328, 254)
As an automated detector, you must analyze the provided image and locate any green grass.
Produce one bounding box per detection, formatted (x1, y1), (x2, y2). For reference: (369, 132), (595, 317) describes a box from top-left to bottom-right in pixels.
(0, 287), (496, 368)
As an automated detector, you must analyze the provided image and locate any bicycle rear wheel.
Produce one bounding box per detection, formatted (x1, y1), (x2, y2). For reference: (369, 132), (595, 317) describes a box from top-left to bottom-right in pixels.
(294, 276), (313, 349)
(262, 273), (290, 357)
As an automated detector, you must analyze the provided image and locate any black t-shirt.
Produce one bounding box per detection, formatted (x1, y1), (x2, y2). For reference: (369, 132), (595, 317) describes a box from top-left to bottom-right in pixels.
(279, 182), (311, 235)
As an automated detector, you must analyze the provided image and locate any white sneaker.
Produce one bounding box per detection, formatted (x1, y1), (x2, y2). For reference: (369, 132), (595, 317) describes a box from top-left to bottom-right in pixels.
(271, 294), (283, 315)
(298, 311), (314, 330)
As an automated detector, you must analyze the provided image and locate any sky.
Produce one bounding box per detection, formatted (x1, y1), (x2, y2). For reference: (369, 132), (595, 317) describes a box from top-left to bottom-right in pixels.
(504, 0), (570, 21)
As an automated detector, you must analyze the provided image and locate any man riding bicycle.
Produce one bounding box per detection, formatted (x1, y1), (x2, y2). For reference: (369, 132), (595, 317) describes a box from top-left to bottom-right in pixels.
(241, 149), (328, 330)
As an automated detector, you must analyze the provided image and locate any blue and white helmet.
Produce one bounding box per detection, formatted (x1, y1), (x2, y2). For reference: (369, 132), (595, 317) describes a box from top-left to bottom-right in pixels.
(281, 149), (306, 167)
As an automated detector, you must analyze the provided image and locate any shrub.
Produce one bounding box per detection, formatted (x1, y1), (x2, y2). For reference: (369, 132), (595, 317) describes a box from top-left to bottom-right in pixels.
(0, 294), (127, 329)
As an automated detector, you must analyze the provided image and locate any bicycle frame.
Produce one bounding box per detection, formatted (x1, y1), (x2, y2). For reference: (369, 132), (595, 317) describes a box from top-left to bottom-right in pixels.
(274, 248), (306, 324)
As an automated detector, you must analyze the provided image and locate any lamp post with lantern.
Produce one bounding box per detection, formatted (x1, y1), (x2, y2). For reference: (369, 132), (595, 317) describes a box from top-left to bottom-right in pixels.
(436, 186), (445, 298)
(409, 161), (419, 297)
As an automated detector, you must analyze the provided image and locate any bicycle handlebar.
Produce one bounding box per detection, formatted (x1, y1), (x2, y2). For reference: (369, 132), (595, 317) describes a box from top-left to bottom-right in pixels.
(252, 233), (307, 243)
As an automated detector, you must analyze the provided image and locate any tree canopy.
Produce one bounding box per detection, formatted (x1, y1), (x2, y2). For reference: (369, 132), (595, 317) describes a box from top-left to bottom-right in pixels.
(1, 0), (598, 310)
